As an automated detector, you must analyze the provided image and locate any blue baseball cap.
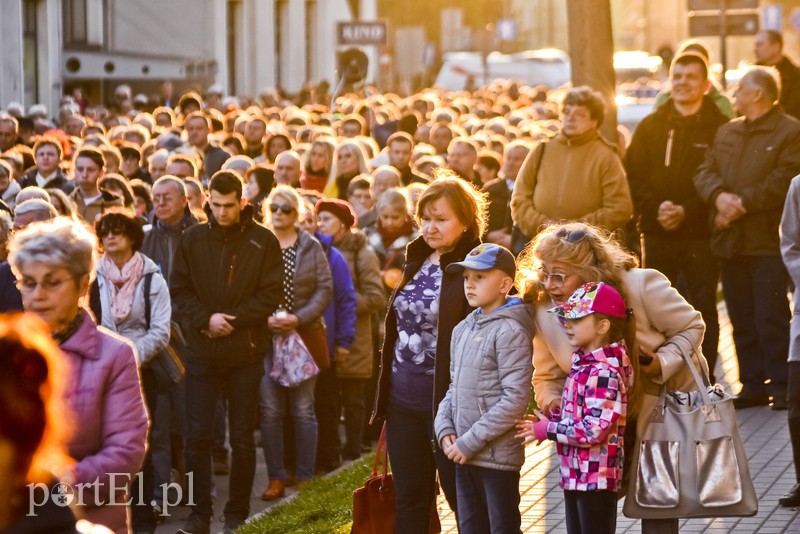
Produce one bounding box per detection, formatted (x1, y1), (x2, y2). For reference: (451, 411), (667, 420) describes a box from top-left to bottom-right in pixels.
(445, 243), (517, 278)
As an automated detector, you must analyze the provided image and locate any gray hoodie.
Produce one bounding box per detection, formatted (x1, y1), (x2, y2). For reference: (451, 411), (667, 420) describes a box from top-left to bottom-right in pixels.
(780, 175), (800, 363)
(435, 297), (535, 471)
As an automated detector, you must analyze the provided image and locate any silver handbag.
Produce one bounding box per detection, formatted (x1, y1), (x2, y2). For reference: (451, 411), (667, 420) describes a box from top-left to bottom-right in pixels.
(622, 346), (758, 519)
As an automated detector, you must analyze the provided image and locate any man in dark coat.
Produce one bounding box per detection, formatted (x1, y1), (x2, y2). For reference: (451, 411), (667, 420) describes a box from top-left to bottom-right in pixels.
(755, 29), (800, 120)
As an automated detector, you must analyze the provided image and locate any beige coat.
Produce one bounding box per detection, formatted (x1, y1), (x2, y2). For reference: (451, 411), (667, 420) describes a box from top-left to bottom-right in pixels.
(510, 130), (632, 238)
(334, 229), (386, 379)
(532, 268), (709, 410)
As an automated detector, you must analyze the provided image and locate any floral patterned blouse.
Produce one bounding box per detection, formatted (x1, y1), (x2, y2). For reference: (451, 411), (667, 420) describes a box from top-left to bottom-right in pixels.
(390, 258), (442, 411)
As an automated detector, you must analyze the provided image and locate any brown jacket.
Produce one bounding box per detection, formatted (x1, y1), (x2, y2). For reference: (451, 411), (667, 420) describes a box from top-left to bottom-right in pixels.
(333, 229), (385, 379)
(70, 188), (124, 223)
(511, 130), (632, 237)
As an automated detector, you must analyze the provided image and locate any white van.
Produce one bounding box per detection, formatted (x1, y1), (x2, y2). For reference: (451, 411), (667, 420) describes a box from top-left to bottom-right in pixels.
(435, 48), (571, 91)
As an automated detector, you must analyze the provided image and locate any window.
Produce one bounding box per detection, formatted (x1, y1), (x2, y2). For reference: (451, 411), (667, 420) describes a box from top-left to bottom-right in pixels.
(63, 0), (88, 45)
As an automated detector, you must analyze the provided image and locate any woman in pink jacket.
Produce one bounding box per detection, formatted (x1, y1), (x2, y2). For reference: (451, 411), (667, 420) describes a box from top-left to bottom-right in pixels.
(8, 217), (148, 534)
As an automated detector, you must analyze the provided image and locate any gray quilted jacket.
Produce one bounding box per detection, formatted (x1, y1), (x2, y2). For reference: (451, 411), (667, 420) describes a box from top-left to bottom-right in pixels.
(435, 297), (535, 471)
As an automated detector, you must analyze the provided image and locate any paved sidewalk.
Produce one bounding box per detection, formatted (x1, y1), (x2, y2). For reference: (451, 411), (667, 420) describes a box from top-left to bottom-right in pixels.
(435, 301), (800, 533)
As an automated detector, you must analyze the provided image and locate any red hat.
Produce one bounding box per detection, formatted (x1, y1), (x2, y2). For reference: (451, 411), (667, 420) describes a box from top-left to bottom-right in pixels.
(315, 198), (358, 228)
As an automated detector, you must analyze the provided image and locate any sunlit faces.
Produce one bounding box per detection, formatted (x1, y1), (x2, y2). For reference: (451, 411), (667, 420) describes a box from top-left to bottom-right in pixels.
(734, 75), (761, 115)
(35, 144), (61, 175)
(446, 143), (477, 177)
(244, 174), (260, 201)
(18, 264), (87, 333)
(317, 211), (346, 239)
(562, 314), (609, 352)
(378, 206), (408, 233)
(388, 140), (413, 169)
(308, 144), (330, 174)
(501, 146), (530, 181)
(268, 197), (298, 230)
(561, 105), (598, 138)
(152, 182), (187, 225)
(185, 117), (209, 148)
(74, 156), (104, 191)
(209, 189), (244, 227)
(348, 188), (373, 217)
(337, 147), (359, 176)
(539, 259), (582, 305)
(99, 228), (134, 256)
(670, 62), (710, 107)
(462, 268), (511, 314)
(419, 198), (467, 253)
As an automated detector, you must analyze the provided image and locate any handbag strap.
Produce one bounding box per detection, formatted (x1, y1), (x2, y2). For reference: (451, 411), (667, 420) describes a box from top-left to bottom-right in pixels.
(657, 341), (715, 408)
(143, 272), (154, 330)
(371, 422), (389, 480)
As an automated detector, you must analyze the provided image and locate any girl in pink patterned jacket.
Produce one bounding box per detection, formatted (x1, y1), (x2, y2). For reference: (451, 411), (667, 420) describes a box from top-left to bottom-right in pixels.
(518, 281), (639, 534)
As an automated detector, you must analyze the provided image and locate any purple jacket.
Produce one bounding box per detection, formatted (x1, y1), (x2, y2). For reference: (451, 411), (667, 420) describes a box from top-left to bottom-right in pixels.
(59, 309), (148, 534)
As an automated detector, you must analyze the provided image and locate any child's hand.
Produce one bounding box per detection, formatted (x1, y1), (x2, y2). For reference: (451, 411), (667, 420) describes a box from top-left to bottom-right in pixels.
(543, 399), (562, 419)
(440, 434), (457, 451)
(515, 413), (540, 446)
(444, 440), (468, 464)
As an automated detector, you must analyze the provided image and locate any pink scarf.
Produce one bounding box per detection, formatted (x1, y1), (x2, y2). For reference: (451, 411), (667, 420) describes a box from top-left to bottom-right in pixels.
(100, 252), (145, 325)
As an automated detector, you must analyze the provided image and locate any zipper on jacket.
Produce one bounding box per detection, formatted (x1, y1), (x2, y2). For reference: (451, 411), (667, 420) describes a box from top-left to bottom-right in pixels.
(664, 129), (674, 168)
(227, 254), (237, 287)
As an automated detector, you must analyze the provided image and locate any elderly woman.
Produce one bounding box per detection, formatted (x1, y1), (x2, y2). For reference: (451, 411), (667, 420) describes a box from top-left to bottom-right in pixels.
(7, 217), (148, 534)
(371, 172), (487, 531)
(92, 209), (171, 532)
(518, 221), (709, 534)
(260, 185), (333, 501)
(316, 198), (385, 463)
(510, 86), (633, 248)
(323, 140), (370, 200)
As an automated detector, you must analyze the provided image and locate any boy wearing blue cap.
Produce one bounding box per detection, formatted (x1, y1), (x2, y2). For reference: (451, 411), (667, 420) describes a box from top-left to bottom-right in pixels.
(434, 243), (534, 533)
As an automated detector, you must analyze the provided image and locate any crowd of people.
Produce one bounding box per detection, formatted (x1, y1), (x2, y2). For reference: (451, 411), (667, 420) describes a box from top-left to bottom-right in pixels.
(2, 28), (800, 534)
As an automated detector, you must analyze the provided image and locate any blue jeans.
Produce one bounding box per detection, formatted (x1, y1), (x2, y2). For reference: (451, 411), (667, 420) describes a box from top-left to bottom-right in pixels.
(184, 358), (263, 524)
(455, 464), (521, 534)
(563, 490), (617, 534)
(720, 255), (790, 396)
(385, 400), (457, 533)
(260, 356), (318, 481)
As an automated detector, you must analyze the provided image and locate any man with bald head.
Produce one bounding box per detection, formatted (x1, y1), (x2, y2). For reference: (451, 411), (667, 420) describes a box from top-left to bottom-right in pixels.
(273, 151), (302, 187)
(695, 66), (800, 410)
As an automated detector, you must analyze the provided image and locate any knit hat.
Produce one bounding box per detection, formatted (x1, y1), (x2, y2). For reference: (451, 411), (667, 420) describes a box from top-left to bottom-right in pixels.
(315, 198), (357, 229)
(446, 243), (516, 278)
(548, 282), (626, 320)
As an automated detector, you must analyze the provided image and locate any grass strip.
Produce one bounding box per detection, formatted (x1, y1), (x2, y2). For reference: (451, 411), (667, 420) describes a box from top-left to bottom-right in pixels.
(236, 456), (374, 534)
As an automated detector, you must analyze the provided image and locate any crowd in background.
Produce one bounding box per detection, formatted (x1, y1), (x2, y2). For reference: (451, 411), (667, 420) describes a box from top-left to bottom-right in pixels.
(3, 28), (800, 534)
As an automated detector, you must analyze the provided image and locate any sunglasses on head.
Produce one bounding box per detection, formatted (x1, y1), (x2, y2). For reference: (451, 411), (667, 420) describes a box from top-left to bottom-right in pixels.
(554, 227), (588, 243)
(269, 204), (294, 215)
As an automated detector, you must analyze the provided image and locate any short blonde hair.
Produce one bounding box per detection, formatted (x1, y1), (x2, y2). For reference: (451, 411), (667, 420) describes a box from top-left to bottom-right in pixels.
(376, 187), (410, 215)
(8, 217), (98, 285)
(415, 169), (487, 241)
(265, 184), (306, 226)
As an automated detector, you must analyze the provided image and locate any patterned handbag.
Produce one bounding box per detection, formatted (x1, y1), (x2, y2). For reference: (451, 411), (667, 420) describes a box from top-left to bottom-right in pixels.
(270, 331), (320, 387)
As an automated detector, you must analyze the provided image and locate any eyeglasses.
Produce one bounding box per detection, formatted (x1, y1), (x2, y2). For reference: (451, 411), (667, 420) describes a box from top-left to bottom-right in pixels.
(98, 228), (124, 238)
(536, 267), (575, 288)
(269, 204), (295, 215)
(554, 227), (588, 243)
(16, 276), (72, 294)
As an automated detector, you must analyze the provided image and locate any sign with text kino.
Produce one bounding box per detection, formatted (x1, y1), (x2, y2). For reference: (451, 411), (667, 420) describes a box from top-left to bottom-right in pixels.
(337, 22), (388, 46)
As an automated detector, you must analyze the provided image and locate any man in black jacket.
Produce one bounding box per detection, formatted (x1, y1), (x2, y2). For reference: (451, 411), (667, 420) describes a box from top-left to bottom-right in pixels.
(755, 29), (800, 120)
(694, 67), (800, 410)
(171, 171), (282, 534)
(625, 52), (728, 382)
(185, 112), (230, 186)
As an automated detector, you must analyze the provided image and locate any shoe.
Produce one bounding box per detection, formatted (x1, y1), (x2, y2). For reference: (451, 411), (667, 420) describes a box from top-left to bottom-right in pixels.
(295, 480), (311, 492)
(213, 454), (229, 476)
(222, 516), (246, 534)
(732, 393), (770, 409)
(175, 516), (210, 534)
(770, 395), (788, 410)
(779, 483), (800, 507)
(260, 480), (285, 501)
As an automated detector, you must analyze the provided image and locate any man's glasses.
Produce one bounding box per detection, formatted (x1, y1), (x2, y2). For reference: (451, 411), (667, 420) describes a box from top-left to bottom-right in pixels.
(16, 276), (72, 294)
(269, 204), (295, 215)
(536, 267), (574, 288)
(554, 227), (588, 243)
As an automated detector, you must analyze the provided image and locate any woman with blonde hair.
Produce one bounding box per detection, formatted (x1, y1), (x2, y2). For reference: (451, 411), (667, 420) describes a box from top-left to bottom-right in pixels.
(259, 185), (333, 500)
(371, 171), (488, 531)
(323, 140), (370, 200)
(517, 221), (709, 534)
(301, 136), (336, 193)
